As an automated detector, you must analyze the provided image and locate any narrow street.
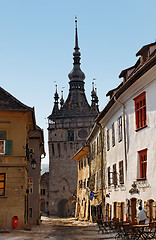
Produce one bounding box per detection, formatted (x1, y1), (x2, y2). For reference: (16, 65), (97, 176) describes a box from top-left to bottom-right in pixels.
(0, 216), (116, 240)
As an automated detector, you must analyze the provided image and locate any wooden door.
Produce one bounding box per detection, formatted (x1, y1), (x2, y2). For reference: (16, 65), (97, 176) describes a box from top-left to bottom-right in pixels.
(131, 198), (136, 222)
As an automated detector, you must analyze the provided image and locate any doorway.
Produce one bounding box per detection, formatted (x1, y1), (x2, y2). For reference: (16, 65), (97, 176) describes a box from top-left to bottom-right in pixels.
(57, 199), (68, 218)
(130, 198), (137, 222)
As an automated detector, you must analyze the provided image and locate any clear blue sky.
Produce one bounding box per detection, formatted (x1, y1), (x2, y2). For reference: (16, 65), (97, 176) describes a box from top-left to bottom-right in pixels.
(0, 0), (155, 164)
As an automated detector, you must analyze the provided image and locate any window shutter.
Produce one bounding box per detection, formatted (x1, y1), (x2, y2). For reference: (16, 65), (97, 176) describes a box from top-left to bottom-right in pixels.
(0, 131), (7, 140)
(5, 140), (12, 155)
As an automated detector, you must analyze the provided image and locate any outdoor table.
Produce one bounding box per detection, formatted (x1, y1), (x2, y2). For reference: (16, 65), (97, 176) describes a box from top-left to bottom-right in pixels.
(132, 224), (149, 240)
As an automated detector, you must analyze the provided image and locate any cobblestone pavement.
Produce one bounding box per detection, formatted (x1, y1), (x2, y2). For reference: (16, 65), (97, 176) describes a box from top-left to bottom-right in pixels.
(0, 216), (117, 240)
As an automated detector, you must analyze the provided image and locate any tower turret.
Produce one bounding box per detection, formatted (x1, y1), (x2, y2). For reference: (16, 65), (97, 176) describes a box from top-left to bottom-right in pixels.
(60, 90), (64, 108)
(91, 81), (99, 113)
(52, 85), (59, 115)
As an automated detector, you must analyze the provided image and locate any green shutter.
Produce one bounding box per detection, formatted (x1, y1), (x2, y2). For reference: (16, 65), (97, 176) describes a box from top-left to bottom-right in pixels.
(0, 131), (7, 140)
(5, 140), (12, 155)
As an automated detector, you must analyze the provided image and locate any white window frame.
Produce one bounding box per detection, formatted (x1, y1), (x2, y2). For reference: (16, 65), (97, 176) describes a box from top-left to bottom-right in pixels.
(0, 140), (5, 155)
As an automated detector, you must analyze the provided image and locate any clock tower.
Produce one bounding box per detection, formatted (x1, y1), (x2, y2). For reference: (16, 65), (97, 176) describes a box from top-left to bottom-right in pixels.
(48, 18), (99, 217)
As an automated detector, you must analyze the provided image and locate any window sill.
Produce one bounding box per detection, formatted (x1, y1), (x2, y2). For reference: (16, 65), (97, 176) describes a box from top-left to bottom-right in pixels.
(136, 178), (147, 181)
(135, 125), (147, 132)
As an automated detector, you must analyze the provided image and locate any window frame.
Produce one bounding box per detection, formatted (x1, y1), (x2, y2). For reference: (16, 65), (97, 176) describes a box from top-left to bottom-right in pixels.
(137, 149), (147, 180)
(0, 173), (5, 196)
(108, 167), (111, 186)
(112, 123), (115, 147)
(0, 131), (12, 155)
(113, 164), (117, 186)
(81, 158), (83, 169)
(28, 177), (33, 194)
(107, 129), (110, 151)
(0, 140), (5, 155)
(119, 160), (124, 184)
(118, 116), (122, 142)
(68, 130), (74, 141)
(133, 91), (147, 131)
(84, 157), (86, 167)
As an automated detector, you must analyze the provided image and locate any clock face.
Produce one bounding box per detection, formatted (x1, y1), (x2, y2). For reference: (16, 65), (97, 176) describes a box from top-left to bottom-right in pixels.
(78, 129), (88, 139)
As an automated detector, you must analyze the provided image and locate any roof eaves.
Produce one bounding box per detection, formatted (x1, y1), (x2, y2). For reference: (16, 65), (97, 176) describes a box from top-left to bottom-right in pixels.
(96, 52), (156, 123)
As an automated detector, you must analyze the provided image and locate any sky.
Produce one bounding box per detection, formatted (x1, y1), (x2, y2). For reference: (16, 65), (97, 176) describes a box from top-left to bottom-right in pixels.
(0, 0), (156, 165)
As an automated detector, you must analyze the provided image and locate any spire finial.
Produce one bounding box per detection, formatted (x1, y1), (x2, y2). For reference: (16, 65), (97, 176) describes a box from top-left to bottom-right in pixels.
(75, 16), (79, 50)
(75, 16), (77, 28)
(55, 84), (57, 92)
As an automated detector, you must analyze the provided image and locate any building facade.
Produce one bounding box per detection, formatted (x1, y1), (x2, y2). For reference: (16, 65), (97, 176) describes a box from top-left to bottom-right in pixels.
(88, 124), (105, 222)
(28, 126), (45, 226)
(48, 19), (99, 217)
(96, 42), (156, 222)
(72, 145), (90, 220)
(0, 87), (36, 229)
(40, 172), (49, 215)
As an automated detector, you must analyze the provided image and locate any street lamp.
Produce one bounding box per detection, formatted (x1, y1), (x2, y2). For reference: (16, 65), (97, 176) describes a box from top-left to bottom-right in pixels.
(31, 159), (37, 169)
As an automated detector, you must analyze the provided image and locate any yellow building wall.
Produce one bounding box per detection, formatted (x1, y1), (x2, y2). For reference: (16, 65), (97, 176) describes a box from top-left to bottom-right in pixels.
(0, 112), (29, 229)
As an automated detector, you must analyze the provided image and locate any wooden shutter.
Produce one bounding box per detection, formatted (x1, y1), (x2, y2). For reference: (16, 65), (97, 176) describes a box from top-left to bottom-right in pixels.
(5, 140), (12, 155)
(0, 131), (7, 140)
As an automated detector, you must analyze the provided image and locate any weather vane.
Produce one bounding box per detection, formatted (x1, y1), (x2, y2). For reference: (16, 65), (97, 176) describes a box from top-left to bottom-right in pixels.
(75, 16), (77, 28)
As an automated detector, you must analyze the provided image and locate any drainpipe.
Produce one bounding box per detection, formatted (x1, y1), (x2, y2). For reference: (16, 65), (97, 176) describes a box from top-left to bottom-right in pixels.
(114, 96), (127, 177)
(97, 123), (105, 219)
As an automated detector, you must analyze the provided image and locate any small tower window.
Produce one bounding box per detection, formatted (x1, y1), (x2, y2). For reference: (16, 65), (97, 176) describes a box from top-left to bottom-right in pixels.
(68, 130), (74, 141)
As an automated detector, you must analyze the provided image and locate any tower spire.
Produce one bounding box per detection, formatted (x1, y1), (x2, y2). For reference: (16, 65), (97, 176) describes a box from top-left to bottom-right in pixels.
(75, 16), (79, 50)
(52, 85), (59, 115)
(68, 17), (85, 89)
(91, 79), (99, 113)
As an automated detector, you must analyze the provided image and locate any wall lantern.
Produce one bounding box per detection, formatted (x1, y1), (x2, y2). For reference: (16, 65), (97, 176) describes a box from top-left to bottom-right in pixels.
(129, 181), (139, 194)
(106, 193), (110, 198)
(31, 159), (37, 169)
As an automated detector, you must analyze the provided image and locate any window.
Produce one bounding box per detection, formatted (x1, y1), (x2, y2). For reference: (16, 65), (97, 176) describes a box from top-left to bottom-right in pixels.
(134, 92), (147, 130)
(87, 155), (90, 165)
(97, 136), (99, 154)
(112, 123), (115, 147)
(52, 144), (55, 156)
(28, 178), (33, 194)
(84, 178), (86, 188)
(81, 158), (83, 169)
(119, 161), (124, 184)
(68, 130), (74, 141)
(41, 189), (45, 195)
(84, 157), (86, 167)
(108, 167), (111, 186)
(0, 141), (5, 154)
(118, 116), (122, 142)
(79, 160), (81, 170)
(91, 142), (95, 159)
(29, 208), (32, 218)
(107, 129), (110, 151)
(79, 180), (82, 189)
(0, 173), (5, 196)
(113, 164), (117, 186)
(138, 149), (147, 180)
(0, 131), (12, 155)
(99, 133), (102, 153)
(64, 143), (67, 152)
(57, 143), (61, 157)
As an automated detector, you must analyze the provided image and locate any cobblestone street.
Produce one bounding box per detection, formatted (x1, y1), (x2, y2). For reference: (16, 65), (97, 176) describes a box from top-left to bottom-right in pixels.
(0, 216), (116, 240)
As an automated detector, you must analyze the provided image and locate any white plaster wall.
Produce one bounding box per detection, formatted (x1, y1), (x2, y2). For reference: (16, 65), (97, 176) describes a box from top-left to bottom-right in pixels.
(101, 65), (156, 214)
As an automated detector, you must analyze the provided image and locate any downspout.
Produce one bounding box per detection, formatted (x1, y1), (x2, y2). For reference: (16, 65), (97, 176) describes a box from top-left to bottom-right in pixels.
(114, 96), (127, 177)
(97, 123), (105, 218)
(88, 141), (92, 221)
